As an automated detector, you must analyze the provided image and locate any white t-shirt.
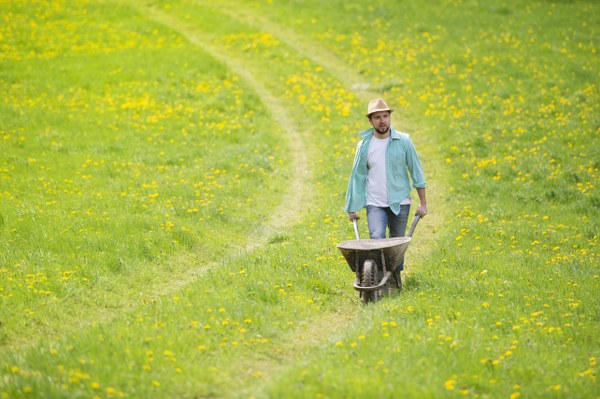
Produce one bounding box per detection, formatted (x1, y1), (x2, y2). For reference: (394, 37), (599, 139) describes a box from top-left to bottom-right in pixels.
(366, 136), (390, 207)
(366, 136), (413, 208)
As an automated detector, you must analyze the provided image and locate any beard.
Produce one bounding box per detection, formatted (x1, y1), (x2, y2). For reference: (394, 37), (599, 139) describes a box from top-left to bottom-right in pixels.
(374, 125), (390, 134)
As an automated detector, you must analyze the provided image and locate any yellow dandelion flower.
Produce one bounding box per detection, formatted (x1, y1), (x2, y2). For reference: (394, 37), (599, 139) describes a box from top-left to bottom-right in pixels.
(251, 371), (263, 378)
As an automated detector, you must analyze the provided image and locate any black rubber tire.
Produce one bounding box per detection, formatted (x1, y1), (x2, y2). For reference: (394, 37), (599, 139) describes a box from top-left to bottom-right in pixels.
(360, 259), (379, 304)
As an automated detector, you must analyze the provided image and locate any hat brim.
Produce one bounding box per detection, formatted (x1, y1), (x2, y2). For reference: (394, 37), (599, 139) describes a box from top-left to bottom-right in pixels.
(366, 109), (393, 117)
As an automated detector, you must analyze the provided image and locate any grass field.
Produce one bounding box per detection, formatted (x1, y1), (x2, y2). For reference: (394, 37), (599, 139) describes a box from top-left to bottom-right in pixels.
(1, 0), (598, 398)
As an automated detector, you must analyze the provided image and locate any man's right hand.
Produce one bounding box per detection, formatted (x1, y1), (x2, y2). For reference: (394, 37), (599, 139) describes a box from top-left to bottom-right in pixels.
(347, 212), (360, 221)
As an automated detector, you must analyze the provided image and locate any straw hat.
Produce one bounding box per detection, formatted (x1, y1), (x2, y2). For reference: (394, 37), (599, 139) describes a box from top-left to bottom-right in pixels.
(366, 98), (393, 117)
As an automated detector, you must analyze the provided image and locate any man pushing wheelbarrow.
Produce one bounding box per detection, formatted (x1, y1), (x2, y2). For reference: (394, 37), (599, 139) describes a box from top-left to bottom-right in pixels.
(340, 98), (428, 302)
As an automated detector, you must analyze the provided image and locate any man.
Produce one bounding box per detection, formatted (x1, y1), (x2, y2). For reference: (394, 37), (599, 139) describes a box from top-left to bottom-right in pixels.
(344, 98), (427, 285)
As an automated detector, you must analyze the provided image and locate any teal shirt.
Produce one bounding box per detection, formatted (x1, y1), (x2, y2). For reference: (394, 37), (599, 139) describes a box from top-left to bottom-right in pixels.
(344, 127), (426, 215)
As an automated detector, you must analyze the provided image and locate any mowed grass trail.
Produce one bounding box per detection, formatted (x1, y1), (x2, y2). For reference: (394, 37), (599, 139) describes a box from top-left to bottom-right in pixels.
(1, 0), (598, 398)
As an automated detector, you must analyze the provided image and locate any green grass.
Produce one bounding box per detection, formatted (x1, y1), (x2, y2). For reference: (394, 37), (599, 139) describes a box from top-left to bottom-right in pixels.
(1, 0), (598, 398)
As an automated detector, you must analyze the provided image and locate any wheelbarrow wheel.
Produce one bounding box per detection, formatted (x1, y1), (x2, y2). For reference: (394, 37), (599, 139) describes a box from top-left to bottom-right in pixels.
(360, 259), (379, 304)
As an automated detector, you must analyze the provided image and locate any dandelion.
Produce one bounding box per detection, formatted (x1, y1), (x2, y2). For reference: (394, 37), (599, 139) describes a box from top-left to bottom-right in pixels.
(251, 371), (264, 378)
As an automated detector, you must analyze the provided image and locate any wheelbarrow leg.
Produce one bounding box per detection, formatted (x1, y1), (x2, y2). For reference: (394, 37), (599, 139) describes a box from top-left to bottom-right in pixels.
(392, 270), (403, 290)
(381, 255), (402, 295)
(391, 255), (404, 290)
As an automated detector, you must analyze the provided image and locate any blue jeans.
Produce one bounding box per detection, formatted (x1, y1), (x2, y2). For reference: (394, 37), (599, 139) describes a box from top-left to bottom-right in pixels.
(366, 205), (410, 272)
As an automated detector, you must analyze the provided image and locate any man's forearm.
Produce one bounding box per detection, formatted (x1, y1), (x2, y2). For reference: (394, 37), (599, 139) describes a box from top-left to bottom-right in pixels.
(417, 188), (427, 206)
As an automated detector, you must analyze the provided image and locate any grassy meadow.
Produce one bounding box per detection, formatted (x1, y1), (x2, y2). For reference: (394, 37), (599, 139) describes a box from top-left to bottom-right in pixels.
(1, 0), (598, 398)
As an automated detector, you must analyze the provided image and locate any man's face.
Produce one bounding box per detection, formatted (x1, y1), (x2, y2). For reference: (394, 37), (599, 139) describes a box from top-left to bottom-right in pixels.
(369, 111), (391, 135)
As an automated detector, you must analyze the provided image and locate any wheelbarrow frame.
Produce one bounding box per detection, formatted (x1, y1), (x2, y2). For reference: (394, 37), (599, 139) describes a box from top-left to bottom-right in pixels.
(337, 215), (420, 300)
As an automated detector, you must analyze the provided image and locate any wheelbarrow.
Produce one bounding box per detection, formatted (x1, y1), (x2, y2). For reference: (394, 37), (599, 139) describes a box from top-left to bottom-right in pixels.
(337, 215), (420, 303)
